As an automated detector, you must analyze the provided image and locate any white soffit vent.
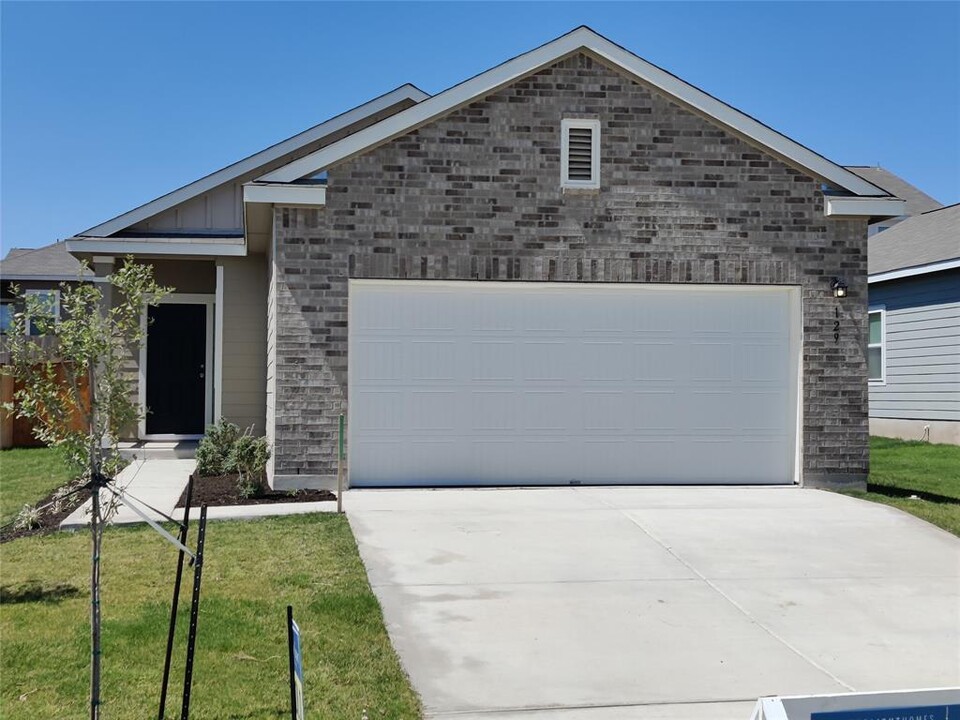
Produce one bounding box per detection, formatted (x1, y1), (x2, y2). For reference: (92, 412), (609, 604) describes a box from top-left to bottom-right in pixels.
(562, 118), (600, 189)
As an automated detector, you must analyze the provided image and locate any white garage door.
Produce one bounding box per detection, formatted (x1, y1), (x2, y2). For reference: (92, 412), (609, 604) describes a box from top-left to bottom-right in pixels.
(348, 280), (800, 487)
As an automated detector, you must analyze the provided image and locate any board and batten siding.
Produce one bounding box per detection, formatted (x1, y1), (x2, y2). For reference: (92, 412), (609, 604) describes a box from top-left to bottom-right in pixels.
(218, 256), (268, 434)
(869, 269), (960, 422)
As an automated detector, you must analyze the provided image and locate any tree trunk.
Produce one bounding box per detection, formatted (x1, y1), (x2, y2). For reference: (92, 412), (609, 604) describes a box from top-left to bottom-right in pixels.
(90, 482), (102, 720)
(88, 360), (102, 720)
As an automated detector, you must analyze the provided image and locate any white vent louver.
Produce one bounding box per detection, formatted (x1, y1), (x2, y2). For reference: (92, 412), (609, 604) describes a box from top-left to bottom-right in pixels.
(561, 119), (600, 189)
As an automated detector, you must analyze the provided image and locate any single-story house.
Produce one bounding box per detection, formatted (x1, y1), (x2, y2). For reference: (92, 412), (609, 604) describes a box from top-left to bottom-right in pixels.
(61, 26), (908, 490)
(867, 204), (960, 444)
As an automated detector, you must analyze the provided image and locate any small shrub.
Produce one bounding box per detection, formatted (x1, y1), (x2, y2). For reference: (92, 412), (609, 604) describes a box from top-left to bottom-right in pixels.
(14, 505), (41, 532)
(195, 421), (241, 476)
(228, 431), (270, 498)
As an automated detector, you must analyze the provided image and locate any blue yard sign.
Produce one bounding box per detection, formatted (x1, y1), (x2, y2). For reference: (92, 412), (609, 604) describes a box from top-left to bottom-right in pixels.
(813, 705), (960, 720)
(287, 606), (305, 720)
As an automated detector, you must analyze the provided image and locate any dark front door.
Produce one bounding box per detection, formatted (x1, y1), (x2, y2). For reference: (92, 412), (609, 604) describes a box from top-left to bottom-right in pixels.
(146, 304), (207, 435)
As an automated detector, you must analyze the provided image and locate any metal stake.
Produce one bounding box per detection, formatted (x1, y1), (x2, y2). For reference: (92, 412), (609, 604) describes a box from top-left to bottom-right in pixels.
(158, 475), (193, 720)
(180, 504), (208, 720)
(337, 413), (344, 514)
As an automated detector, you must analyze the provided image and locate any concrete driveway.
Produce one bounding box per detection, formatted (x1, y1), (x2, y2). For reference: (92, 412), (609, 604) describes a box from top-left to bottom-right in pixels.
(346, 487), (960, 719)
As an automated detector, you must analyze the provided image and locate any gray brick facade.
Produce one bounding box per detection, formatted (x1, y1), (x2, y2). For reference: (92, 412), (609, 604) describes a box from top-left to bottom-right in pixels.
(271, 53), (869, 488)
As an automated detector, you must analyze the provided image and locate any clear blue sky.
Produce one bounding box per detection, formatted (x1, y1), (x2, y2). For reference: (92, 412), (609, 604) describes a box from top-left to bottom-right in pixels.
(2, 1), (958, 250)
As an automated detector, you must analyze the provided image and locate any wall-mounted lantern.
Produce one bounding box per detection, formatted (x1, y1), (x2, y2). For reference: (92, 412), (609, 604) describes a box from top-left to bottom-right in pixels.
(831, 277), (848, 298)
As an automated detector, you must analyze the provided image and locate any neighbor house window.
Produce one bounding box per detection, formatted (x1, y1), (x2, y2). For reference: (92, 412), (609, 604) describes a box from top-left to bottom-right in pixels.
(561, 118), (600, 189)
(868, 308), (885, 383)
(24, 289), (60, 336)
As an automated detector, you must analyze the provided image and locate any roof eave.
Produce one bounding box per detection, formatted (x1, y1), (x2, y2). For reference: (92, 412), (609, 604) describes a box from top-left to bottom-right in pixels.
(869, 258), (960, 284)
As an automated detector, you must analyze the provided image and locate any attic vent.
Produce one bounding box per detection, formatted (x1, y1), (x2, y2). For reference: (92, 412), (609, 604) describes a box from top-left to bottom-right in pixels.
(561, 118), (600, 189)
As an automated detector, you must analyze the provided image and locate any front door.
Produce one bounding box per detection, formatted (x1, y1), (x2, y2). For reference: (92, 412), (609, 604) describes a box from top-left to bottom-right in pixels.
(145, 303), (207, 436)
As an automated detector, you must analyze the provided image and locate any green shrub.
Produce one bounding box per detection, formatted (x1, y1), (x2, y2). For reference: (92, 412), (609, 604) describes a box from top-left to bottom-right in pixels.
(196, 420), (271, 498)
(228, 432), (270, 498)
(195, 421), (242, 476)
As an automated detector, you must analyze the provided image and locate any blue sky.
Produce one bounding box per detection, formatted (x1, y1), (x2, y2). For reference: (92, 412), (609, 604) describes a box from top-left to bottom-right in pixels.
(2, 1), (958, 250)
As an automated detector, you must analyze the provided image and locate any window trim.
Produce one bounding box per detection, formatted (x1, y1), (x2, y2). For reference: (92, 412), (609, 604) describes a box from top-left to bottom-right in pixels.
(868, 306), (886, 385)
(24, 289), (61, 336)
(560, 118), (601, 189)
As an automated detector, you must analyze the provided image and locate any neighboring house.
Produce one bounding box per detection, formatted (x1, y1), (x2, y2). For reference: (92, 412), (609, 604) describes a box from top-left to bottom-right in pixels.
(845, 166), (943, 236)
(0, 241), (101, 447)
(0, 241), (98, 335)
(867, 204), (960, 445)
(61, 26), (906, 490)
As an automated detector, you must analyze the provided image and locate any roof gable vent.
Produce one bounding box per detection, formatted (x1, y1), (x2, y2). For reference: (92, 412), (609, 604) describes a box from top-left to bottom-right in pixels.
(561, 118), (600, 189)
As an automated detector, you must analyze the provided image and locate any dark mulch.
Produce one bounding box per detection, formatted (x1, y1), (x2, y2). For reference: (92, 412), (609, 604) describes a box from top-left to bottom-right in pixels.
(176, 474), (335, 508)
(0, 485), (91, 543)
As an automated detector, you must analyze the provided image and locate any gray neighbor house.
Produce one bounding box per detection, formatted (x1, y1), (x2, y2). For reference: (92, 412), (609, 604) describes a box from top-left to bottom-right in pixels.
(19, 27), (920, 489)
(866, 204), (959, 444)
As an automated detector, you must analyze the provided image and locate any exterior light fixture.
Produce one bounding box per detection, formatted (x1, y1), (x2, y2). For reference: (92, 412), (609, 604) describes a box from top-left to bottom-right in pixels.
(831, 277), (848, 298)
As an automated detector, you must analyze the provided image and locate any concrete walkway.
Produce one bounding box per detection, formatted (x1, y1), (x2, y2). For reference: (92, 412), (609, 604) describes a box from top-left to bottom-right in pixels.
(61, 456), (195, 530)
(346, 486), (960, 719)
(60, 458), (338, 529)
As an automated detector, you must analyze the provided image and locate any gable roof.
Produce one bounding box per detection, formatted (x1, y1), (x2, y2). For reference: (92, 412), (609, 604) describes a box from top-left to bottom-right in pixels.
(258, 26), (891, 199)
(1, 241), (95, 281)
(869, 204), (960, 280)
(78, 83), (429, 238)
(845, 166), (943, 217)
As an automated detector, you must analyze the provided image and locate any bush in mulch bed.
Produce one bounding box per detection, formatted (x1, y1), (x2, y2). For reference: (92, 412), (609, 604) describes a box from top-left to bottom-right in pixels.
(176, 474), (335, 509)
(0, 485), (91, 543)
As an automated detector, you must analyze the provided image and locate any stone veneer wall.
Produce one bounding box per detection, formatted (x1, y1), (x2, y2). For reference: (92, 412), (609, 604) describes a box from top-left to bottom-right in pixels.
(270, 52), (869, 489)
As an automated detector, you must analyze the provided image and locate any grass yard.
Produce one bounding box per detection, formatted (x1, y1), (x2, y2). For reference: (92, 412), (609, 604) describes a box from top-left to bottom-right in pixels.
(1, 514), (421, 719)
(0, 447), (74, 526)
(843, 436), (960, 537)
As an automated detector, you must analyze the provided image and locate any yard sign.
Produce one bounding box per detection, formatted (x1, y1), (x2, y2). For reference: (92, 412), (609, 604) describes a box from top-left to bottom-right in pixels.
(287, 606), (305, 720)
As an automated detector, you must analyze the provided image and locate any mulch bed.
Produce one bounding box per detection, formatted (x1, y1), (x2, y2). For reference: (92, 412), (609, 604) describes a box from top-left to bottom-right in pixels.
(176, 474), (335, 508)
(0, 485), (92, 543)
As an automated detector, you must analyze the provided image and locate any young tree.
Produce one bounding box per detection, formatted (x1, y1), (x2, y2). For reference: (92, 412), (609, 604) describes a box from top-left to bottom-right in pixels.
(3, 257), (171, 719)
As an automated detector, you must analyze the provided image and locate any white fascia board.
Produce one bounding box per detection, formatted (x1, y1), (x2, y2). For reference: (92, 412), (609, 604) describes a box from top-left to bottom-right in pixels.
(0, 274), (107, 283)
(869, 257), (960, 284)
(65, 239), (247, 257)
(825, 196), (907, 218)
(79, 84), (428, 237)
(258, 27), (889, 198)
(243, 183), (326, 206)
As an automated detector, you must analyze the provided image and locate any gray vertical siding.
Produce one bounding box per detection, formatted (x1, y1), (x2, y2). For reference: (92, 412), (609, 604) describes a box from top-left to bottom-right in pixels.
(869, 269), (960, 421)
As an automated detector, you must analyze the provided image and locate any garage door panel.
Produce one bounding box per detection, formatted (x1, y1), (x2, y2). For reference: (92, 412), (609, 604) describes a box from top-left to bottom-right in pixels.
(408, 391), (457, 431)
(583, 391), (628, 431)
(633, 390), (682, 430)
(632, 342), (678, 382)
(582, 341), (631, 382)
(471, 391), (517, 431)
(349, 281), (799, 487)
(521, 342), (566, 381)
(520, 391), (568, 431)
(690, 343), (734, 382)
(470, 341), (516, 381)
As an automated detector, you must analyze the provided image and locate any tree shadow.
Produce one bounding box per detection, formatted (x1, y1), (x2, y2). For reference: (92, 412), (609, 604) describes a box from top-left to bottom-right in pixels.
(0, 581), (82, 604)
(866, 483), (960, 506)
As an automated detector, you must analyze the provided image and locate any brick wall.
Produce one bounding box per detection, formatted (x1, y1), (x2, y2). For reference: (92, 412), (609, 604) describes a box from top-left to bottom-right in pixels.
(271, 53), (869, 488)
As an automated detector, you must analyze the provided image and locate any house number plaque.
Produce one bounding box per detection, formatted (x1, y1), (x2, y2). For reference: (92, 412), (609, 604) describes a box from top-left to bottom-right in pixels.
(834, 307), (840, 343)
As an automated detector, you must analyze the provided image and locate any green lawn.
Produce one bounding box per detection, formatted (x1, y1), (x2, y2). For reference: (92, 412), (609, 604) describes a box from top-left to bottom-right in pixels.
(0, 447), (74, 526)
(1, 514), (421, 719)
(844, 436), (960, 537)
